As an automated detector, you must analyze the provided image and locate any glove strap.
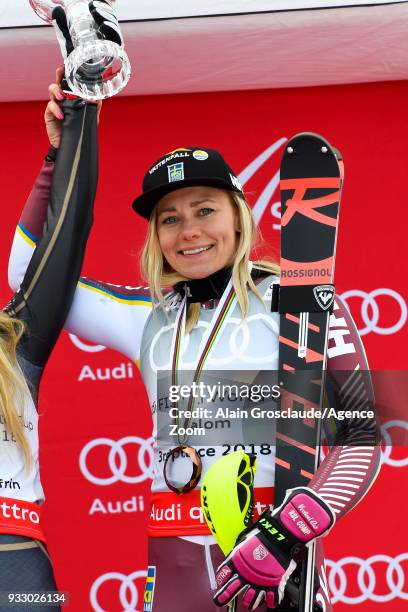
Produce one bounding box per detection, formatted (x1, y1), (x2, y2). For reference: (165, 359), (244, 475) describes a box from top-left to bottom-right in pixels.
(256, 512), (299, 557)
(256, 487), (335, 557)
(275, 487), (335, 543)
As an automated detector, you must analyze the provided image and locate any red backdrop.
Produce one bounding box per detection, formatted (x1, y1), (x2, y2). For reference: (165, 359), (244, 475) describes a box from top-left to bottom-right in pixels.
(0, 80), (407, 610)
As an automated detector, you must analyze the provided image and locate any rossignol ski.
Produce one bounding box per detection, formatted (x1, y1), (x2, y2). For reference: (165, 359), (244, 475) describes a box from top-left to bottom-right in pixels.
(274, 133), (343, 611)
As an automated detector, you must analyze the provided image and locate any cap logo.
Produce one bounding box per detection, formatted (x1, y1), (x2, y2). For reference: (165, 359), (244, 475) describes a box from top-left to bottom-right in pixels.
(149, 152), (190, 175)
(168, 162), (184, 183)
(229, 173), (243, 192)
(193, 150), (209, 161)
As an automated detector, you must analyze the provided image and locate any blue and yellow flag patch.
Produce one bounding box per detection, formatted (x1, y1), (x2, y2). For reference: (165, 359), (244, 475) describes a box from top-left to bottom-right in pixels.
(143, 565), (156, 611)
(168, 162), (184, 182)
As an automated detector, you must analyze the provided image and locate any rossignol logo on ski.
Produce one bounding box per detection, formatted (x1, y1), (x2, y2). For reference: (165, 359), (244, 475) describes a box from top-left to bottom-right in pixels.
(280, 177), (340, 227)
(281, 268), (330, 279)
(313, 285), (334, 311)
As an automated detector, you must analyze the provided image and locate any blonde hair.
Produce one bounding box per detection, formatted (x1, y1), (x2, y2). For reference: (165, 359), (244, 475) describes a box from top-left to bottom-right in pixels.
(140, 191), (280, 332)
(0, 311), (31, 465)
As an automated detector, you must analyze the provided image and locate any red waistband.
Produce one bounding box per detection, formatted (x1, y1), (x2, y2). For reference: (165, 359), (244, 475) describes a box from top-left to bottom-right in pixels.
(148, 487), (274, 538)
(0, 497), (46, 542)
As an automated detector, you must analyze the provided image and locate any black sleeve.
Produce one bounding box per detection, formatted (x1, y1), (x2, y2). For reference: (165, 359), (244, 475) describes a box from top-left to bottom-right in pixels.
(5, 99), (98, 369)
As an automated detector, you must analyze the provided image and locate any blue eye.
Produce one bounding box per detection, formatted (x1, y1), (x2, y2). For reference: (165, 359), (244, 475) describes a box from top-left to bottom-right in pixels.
(199, 207), (214, 216)
(162, 216), (178, 225)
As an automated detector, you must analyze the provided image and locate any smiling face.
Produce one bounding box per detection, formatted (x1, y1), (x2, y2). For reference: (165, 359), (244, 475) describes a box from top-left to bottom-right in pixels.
(155, 186), (240, 279)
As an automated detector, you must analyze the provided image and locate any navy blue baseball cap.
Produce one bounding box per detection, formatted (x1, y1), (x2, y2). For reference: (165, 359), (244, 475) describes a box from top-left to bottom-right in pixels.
(132, 147), (243, 219)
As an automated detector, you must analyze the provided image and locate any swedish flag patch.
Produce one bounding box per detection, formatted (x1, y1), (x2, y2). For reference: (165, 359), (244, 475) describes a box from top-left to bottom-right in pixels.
(168, 162), (184, 182)
(143, 566), (156, 611)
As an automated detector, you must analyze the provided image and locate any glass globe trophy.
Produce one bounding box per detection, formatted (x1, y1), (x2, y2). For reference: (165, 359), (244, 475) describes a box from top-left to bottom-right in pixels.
(29, 0), (131, 100)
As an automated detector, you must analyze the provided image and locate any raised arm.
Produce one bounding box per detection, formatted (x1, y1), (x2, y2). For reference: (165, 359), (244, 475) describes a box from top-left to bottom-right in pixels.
(8, 87), (152, 364)
(5, 99), (98, 368)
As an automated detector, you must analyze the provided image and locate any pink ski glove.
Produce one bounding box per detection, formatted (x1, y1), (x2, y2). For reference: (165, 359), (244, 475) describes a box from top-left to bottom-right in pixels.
(214, 487), (335, 610)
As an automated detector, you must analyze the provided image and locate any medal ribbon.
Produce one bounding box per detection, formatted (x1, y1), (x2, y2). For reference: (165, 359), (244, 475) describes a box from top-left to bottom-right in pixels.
(170, 280), (237, 444)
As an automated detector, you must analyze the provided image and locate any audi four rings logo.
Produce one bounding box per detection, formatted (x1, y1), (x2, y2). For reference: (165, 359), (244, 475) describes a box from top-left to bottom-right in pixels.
(79, 437), (155, 485)
(340, 288), (407, 336)
(327, 554), (408, 604)
(90, 570), (147, 612)
(89, 556), (408, 610)
(69, 333), (106, 353)
(319, 420), (408, 467)
(381, 420), (408, 467)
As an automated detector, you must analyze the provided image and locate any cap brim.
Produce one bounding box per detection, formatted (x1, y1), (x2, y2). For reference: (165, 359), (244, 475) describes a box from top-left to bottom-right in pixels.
(132, 177), (240, 219)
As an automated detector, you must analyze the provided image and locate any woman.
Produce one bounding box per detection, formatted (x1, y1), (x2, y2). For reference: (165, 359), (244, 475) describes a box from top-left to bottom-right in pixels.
(9, 81), (381, 611)
(1, 90), (98, 609)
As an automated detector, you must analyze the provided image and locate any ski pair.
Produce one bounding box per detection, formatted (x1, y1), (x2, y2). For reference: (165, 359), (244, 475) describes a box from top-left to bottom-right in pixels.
(201, 132), (343, 611)
(274, 132), (343, 611)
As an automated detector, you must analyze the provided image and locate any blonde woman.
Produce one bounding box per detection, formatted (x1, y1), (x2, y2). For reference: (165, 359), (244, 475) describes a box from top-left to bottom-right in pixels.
(1, 95), (97, 609)
(9, 80), (380, 611)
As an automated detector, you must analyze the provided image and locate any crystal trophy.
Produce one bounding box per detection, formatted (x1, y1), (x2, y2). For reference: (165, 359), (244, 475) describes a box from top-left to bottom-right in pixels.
(29, 0), (131, 100)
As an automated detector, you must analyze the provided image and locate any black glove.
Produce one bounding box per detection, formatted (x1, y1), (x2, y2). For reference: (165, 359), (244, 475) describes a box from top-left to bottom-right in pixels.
(52, 1), (123, 54)
(89, 0), (123, 46)
(52, 5), (74, 56)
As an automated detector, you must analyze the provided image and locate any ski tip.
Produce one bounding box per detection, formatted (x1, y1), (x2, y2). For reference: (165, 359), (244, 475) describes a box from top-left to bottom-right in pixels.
(284, 132), (341, 160)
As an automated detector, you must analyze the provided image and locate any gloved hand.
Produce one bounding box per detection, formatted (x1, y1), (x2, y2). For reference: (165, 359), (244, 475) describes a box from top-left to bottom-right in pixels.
(52, 1), (123, 54)
(214, 487), (335, 610)
(89, 0), (123, 46)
